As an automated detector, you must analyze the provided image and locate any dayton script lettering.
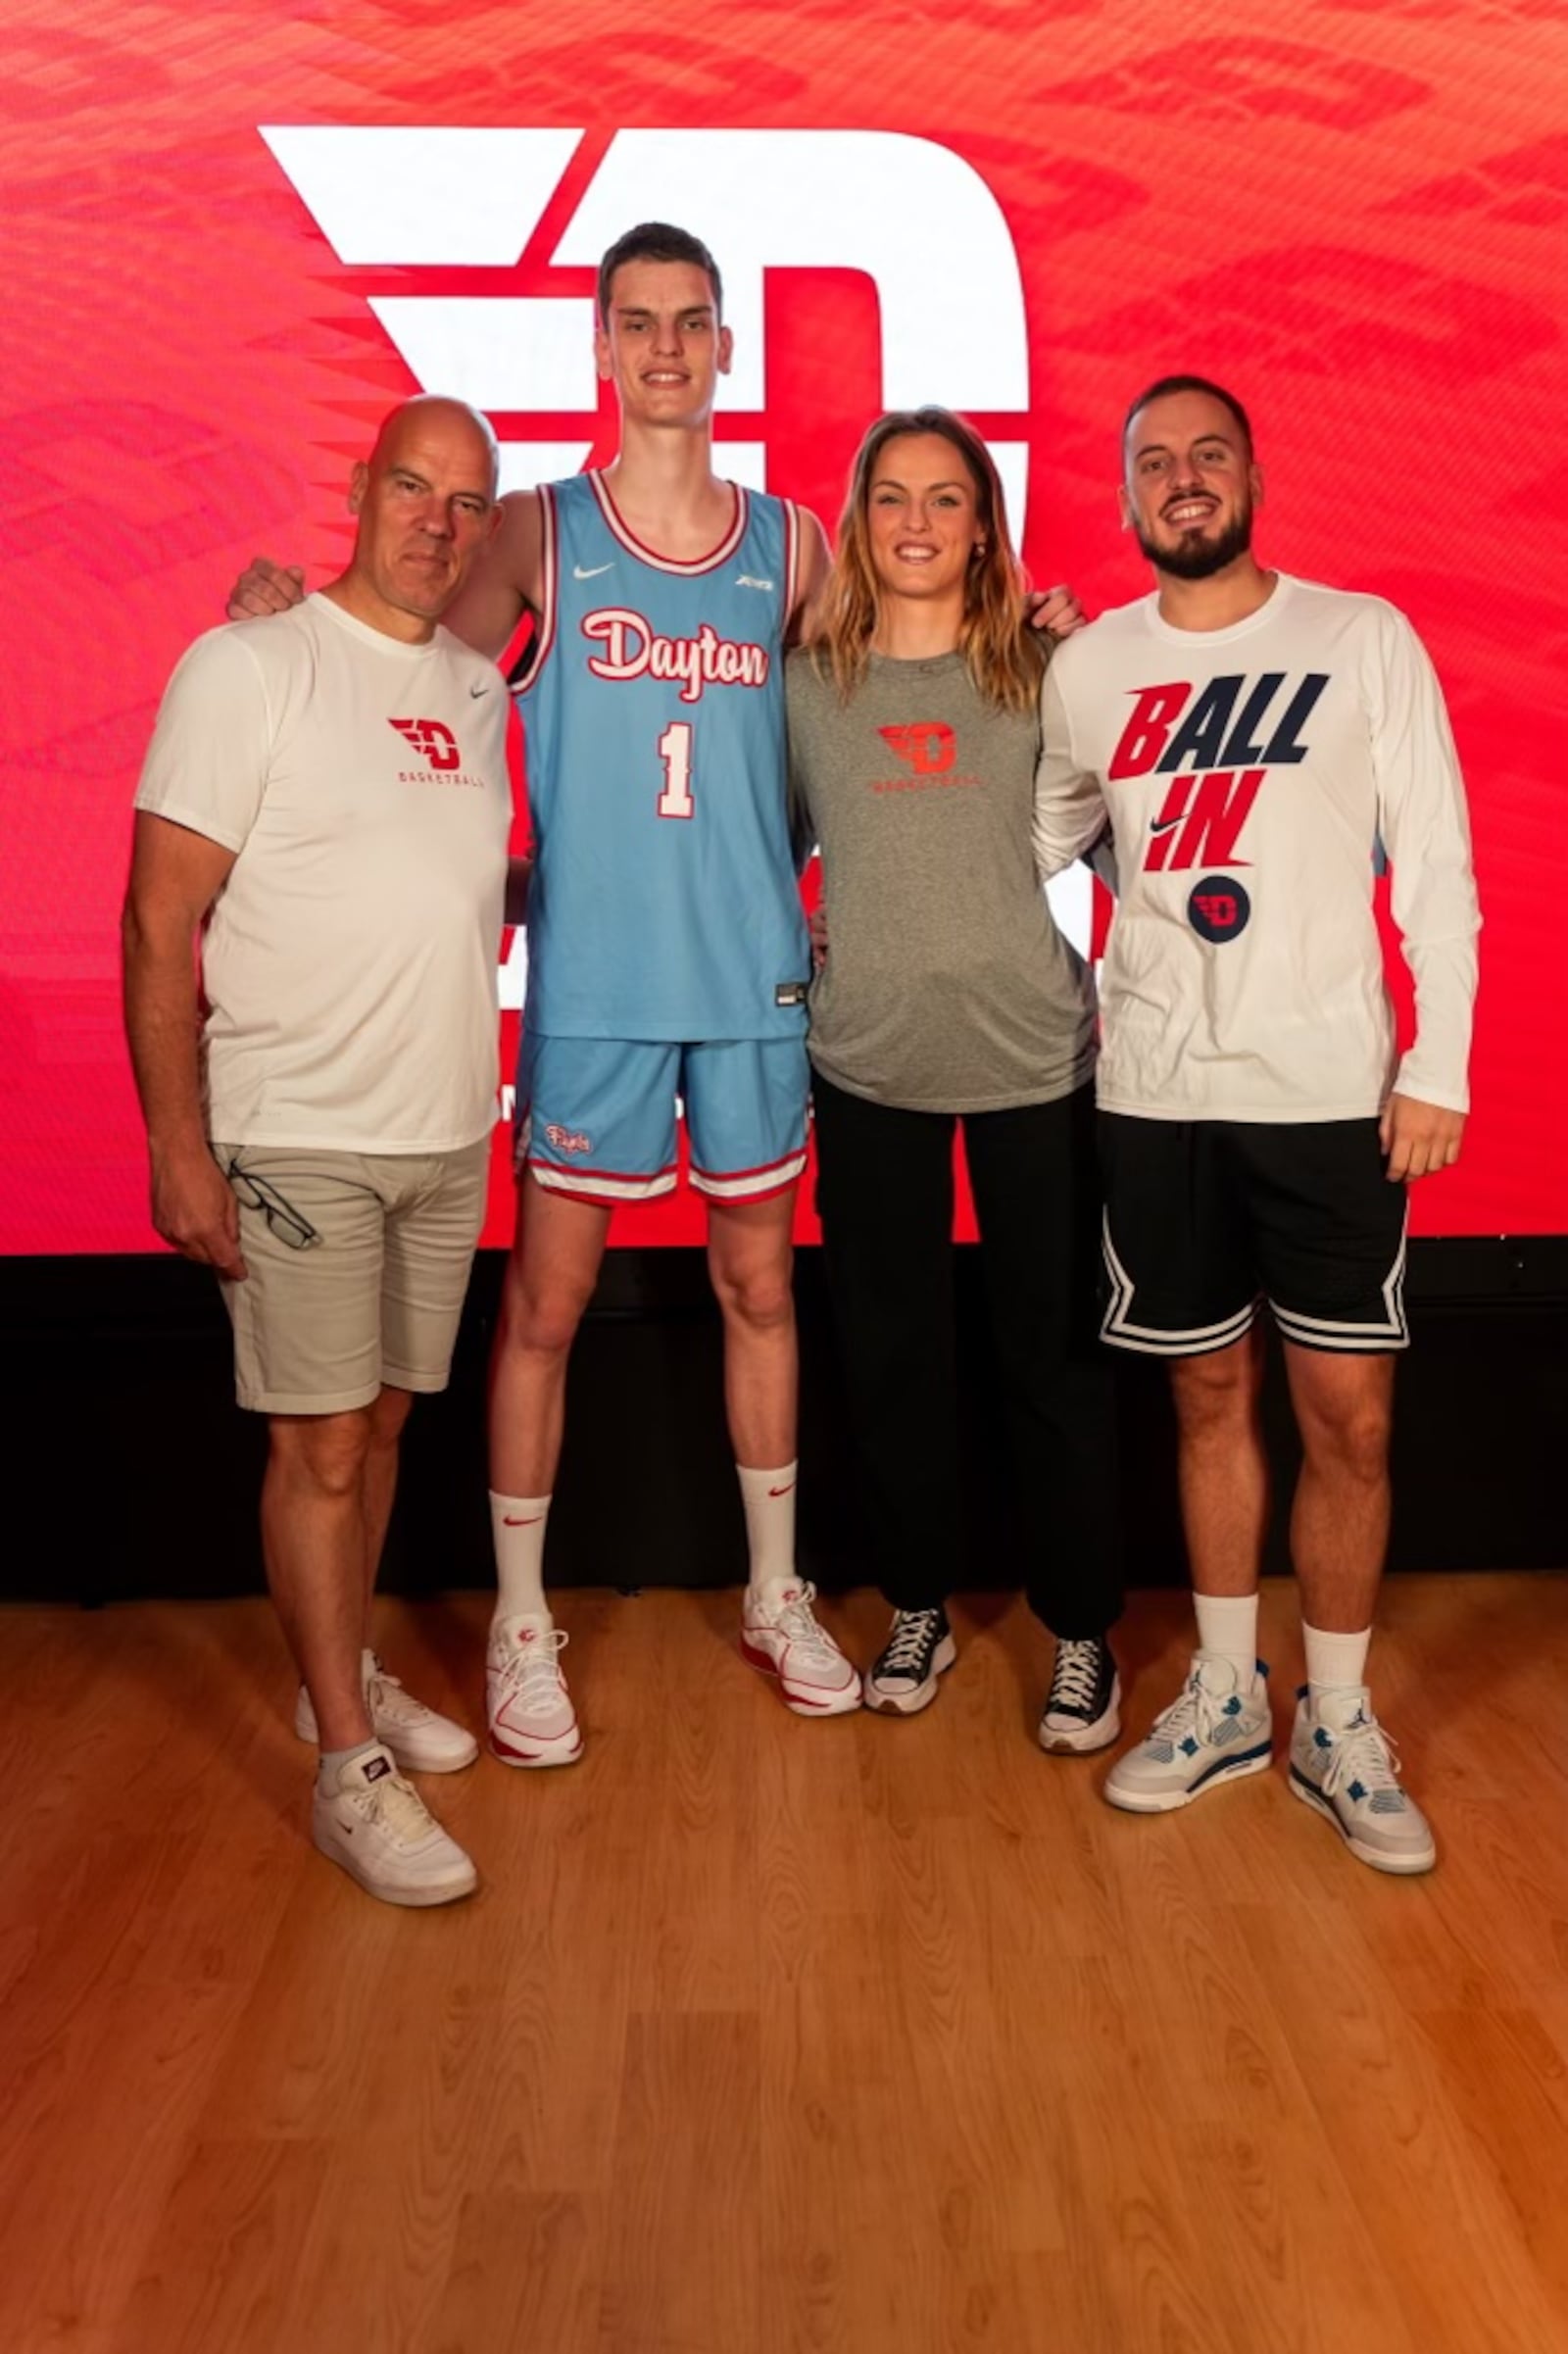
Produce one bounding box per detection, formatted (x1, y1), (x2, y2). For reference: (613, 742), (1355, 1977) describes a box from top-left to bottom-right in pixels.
(581, 608), (770, 706)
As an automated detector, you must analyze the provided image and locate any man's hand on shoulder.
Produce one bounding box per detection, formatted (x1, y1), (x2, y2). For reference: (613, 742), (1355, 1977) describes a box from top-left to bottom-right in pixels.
(151, 1146), (248, 1281)
(1380, 1093), (1465, 1182)
(1027, 583), (1087, 641)
(226, 560), (306, 622)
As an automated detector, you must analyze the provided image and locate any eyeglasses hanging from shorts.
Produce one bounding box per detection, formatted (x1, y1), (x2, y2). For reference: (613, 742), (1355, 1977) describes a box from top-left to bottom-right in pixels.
(223, 1157), (321, 1251)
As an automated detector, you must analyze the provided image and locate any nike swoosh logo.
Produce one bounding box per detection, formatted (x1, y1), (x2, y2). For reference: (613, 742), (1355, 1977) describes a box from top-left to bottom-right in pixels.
(767, 1483), (797, 1498)
(469, 683), (489, 698)
(503, 1514), (545, 1526)
(574, 563), (613, 579)
(1149, 815), (1182, 833)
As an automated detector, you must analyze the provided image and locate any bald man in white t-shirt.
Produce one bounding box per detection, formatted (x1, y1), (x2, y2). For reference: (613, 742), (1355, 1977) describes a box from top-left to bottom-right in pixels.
(123, 397), (514, 1907)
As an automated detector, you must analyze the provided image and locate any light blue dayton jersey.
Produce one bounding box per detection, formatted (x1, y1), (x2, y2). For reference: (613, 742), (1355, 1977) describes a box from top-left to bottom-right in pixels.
(515, 469), (810, 1042)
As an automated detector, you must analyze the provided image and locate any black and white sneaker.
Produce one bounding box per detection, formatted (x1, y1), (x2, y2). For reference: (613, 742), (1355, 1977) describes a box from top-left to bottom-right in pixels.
(1039, 1636), (1121, 1754)
(865, 1606), (956, 1716)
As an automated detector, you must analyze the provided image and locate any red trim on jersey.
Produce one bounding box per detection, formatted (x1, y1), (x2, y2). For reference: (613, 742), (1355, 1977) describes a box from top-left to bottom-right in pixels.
(689, 1145), (808, 1186)
(539, 1187), (674, 1211)
(588, 470), (748, 575)
(699, 1172), (804, 1205)
(782, 497), (801, 637)
(521, 484), (559, 690)
(527, 1153), (680, 1187)
(690, 1146), (808, 1202)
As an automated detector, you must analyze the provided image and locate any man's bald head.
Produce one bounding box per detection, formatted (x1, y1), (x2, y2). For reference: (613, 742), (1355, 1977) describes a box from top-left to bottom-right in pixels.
(340, 394), (503, 638)
(367, 395), (501, 501)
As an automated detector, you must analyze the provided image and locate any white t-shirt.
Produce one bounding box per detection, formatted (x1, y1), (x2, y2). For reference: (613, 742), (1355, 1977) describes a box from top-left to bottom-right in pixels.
(1032, 574), (1480, 1123)
(135, 592), (513, 1152)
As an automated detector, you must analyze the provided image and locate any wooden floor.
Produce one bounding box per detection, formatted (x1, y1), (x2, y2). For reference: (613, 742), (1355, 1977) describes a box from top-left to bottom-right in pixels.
(4, 1576), (1568, 2354)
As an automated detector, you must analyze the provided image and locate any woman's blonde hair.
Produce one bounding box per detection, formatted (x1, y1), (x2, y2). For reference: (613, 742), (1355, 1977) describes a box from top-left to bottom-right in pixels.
(807, 406), (1043, 712)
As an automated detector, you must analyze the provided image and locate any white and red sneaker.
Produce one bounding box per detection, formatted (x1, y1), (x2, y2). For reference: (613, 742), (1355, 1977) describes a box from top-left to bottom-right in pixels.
(486, 1614), (583, 1769)
(740, 1582), (861, 1717)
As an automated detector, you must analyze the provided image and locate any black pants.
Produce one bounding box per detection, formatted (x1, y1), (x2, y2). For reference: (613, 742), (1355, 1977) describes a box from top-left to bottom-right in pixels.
(812, 1072), (1122, 1639)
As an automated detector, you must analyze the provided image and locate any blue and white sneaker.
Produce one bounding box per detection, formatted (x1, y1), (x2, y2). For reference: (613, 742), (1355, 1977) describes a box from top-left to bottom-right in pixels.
(1289, 1687), (1436, 1875)
(1103, 1653), (1272, 1813)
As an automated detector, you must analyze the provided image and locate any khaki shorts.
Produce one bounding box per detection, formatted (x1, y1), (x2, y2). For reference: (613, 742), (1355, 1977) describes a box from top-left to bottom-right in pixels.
(214, 1139), (491, 1414)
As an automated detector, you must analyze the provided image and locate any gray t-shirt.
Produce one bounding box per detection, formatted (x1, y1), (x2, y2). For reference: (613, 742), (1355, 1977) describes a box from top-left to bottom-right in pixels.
(787, 647), (1095, 1113)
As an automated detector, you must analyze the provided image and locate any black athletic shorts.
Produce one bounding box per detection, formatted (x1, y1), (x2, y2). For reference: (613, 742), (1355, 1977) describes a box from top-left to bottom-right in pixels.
(1098, 1114), (1408, 1357)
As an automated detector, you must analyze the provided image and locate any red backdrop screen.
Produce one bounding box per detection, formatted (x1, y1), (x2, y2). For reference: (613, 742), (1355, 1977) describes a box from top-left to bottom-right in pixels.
(3, 0), (1564, 1250)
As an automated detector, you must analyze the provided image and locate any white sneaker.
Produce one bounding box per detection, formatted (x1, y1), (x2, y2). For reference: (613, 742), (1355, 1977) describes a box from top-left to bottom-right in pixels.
(1289, 1687), (1436, 1875)
(1103, 1652), (1273, 1813)
(486, 1614), (582, 1768)
(295, 1649), (478, 1773)
(740, 1582), (861, 1716)
(311, 1743), (477, 1907)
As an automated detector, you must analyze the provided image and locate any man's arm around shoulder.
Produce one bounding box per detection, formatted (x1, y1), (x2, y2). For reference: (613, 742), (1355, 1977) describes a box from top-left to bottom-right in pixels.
(788, 511), (832, 646)
(440, 488), (545, 661)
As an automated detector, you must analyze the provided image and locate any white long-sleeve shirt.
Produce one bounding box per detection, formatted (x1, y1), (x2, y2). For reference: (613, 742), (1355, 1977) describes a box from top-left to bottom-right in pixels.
(1033, 573), (1480, 1123)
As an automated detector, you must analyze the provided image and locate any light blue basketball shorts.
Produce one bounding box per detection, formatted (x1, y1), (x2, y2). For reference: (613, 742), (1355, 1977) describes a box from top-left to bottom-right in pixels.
(516, 1033), (810, 1205)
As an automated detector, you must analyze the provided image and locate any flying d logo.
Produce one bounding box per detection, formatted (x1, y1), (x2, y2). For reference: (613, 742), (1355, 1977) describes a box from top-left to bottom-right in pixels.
(1188, 876), (1251, 943)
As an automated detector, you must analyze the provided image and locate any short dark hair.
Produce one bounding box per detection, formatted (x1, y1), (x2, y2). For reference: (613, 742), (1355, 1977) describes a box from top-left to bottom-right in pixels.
(597, 222), (723, 323)
(1122, 375), (1252, 462)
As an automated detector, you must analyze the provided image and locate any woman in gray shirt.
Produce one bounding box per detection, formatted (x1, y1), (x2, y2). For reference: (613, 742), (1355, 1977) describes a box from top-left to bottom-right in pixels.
(788, 406), (1122, 1745)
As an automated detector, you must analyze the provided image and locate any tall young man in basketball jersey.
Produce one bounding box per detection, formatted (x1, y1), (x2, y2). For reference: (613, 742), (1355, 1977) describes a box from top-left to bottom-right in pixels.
(1033, 377), (1479, 1874)
(484, 222), (868, 1755)
(233, 223), (860, 1751)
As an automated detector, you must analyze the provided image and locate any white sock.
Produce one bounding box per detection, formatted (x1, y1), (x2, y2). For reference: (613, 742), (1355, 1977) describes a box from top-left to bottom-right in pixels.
(738, 1461), (798, 1602)
(318, 1738), (383, 1791)
(490, 1491), (551, 1622)
(1302, 1622), (1371, 1707)
(1194, 1592), (1259, 1685)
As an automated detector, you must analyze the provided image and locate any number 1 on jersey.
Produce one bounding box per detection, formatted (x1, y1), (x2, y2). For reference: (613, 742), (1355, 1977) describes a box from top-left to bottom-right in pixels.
(657, 720), (694, 820)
